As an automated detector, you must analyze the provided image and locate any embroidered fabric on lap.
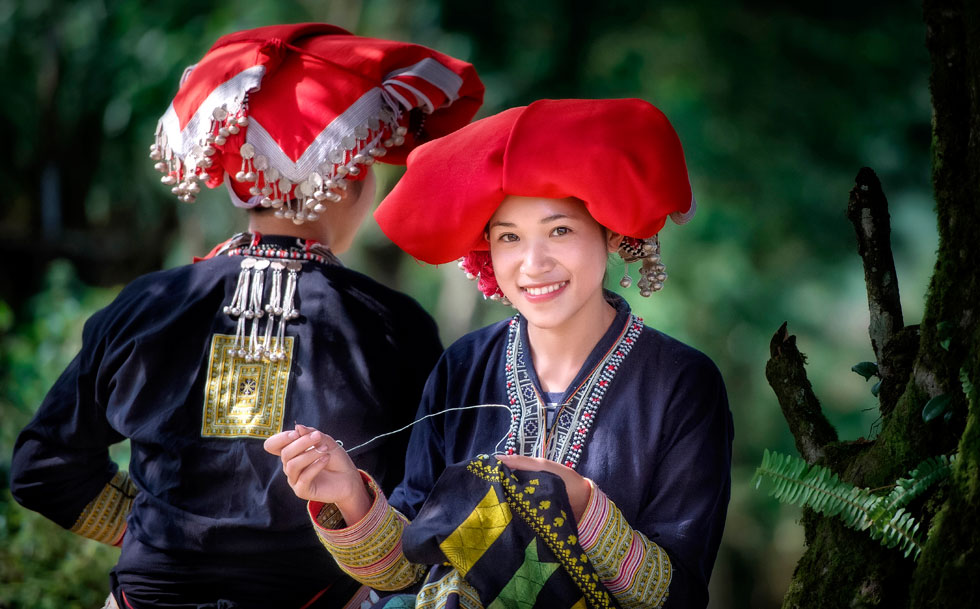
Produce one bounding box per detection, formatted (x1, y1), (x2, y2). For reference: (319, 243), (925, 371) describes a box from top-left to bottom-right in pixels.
(402, 455), (619, 609)
(70, 470), (137, 545)
(502, 314), (644, 468)
(414, 570), (484, 609)
(464, 458), (618, 609)
(438, 486), (513, 576)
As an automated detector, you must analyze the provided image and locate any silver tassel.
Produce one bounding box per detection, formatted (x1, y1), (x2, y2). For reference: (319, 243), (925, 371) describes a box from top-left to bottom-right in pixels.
(245, 259), (269, 361)
(262, 262), (284, 359)
(225, 258), (254, 357)
(222, 257), (305, 361)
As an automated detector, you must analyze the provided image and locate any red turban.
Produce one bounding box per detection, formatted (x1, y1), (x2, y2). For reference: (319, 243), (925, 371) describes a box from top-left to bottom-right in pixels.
(375, 98), (695, 264)
(151, 23), (484, 217)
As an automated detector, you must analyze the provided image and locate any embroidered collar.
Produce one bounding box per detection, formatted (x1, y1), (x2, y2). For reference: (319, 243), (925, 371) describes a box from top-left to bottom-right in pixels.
(216, 232), (343, 266)
(502, 294), (644, 469)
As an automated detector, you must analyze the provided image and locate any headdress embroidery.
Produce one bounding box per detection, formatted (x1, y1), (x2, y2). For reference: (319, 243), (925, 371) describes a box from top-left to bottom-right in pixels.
(151, 23), (483, 223)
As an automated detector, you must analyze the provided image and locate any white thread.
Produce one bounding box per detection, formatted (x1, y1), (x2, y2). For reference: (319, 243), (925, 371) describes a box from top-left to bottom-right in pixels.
(343, 404), (511, 455)
(493, 429), (510, 456)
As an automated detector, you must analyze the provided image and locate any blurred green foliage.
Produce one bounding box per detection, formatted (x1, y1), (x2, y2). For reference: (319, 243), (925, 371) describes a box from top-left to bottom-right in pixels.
(0, 1), (937, 607)
(1, 263), (121, 609)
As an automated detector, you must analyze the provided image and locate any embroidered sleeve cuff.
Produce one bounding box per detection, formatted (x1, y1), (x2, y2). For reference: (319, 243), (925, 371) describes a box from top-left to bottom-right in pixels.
(69, 470), (137, 546)
(576, 482), (673, 609)
(308, 471), (426, 591)
(576, 478), (606, 552)
(308, 471), (388, 545)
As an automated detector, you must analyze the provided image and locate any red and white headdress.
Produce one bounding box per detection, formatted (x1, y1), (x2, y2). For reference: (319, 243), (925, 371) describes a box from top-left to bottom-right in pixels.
(151, 23), (484, 224)
(375, 98), (695, 298)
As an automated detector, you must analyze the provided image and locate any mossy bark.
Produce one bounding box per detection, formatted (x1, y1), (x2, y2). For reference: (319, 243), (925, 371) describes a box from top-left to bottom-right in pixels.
(908, 0), (980, 606)
(771, 1), (980, 607)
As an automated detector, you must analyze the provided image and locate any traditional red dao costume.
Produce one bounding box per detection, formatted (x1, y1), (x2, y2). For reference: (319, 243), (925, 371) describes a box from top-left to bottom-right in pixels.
(306, 100), (732, 609)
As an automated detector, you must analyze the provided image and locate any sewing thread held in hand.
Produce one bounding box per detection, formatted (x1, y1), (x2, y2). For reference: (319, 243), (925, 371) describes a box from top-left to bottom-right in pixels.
(340, 404), (511, 455)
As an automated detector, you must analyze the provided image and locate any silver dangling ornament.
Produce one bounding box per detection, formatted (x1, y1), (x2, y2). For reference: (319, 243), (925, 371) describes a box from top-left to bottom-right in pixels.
(618, 234), (667, 296)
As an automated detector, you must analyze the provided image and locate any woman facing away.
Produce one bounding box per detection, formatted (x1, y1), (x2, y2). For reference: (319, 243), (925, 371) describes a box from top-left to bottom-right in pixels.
(10, 23), (483, 609)
(266, 99), (734, 609)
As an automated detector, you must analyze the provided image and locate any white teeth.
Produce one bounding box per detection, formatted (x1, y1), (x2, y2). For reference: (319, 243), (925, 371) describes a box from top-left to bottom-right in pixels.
(524, 281), (567, 296)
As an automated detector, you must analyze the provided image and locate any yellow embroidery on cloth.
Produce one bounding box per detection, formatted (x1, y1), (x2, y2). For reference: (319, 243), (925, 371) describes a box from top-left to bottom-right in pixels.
(439, 486), (512, 576)
(70, 470), (137, 545)
(416, 570), (484, 609)
(202, 334), (292, 439)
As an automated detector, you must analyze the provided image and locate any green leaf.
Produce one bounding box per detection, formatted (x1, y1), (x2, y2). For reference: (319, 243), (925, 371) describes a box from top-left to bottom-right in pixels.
(922, 395), (952, 423)
(937, 321), (953, 350)
(852, 361), (879, 380)
(871, 381), (882, 397)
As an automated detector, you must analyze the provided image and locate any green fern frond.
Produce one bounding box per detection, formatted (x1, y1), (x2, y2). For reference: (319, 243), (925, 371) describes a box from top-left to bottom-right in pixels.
(880, 454), (956, 513)
(754, 450), (879, 530)
(753, 449), (954, 561)
(961, 367), (976, 404)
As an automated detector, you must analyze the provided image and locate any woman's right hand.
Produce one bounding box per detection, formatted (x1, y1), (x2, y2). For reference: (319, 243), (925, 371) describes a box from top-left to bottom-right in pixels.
(264, 424), (372, 523)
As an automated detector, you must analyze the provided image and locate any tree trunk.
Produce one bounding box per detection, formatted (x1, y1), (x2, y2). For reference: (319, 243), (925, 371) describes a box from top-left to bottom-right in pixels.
(768, 1), (980, 607)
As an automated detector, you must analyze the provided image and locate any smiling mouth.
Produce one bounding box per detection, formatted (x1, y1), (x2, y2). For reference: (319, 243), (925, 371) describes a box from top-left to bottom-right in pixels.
(522, 281), (568, 296)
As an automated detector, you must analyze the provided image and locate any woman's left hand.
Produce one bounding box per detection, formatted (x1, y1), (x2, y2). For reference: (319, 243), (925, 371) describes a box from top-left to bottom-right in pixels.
(495, 454), (592, 522)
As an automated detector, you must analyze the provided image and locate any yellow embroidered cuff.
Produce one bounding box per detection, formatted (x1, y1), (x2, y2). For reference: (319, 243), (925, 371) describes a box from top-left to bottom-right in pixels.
(307, 471), (426, 591)
(576, 484), (672, 609)
(314, 502), (347, 530)
(69, 470), (137, 546)
(308, 471), (387, 542)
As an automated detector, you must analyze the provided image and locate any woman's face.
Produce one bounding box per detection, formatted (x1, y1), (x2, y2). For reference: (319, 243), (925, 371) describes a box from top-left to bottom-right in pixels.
(488, 196), (621, 332)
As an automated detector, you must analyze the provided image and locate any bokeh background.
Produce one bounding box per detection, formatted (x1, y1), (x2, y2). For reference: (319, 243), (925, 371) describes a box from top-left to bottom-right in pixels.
(0, 1), (938, 607)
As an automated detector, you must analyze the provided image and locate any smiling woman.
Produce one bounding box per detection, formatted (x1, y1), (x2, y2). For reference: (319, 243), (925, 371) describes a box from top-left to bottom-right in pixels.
(488, 196), (621, 393)
(266, 98), (733, 609)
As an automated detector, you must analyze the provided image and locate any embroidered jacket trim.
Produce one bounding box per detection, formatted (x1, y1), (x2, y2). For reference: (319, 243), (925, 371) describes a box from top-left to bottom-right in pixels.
(69, 470), (136, 546)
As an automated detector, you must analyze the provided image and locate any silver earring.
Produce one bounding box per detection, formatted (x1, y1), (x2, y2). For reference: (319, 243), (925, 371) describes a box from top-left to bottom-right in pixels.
(618, 235), (667, 297)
